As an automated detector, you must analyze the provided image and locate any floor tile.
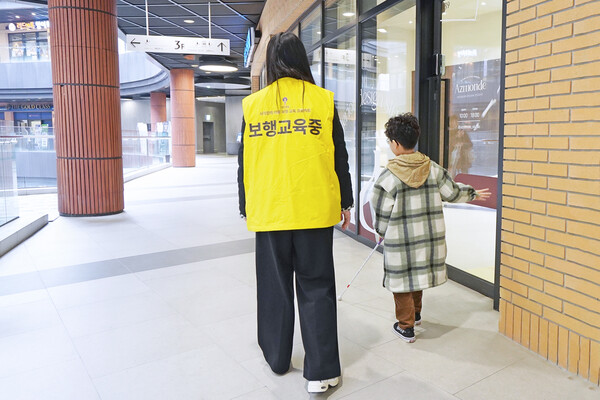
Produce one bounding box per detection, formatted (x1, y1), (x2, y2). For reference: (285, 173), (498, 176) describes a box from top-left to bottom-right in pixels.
(371, 325), (529, 394)
(337, 301), (397, 349)
(231, 387), (278, 400)
(165, 282), (256, 327)
(0, 288), (48, 308)
(48, 274), (150, 310)
(0, 326), (78, 378)
(203, 313), (263, 363)
(0, 359), (100, 400)
(74, 314), (212, 378)
(338, 371), (458, 400)
(455, 355), (600, 400)
(328, 337), (405, 399)
(58, 291), (174, 338)
(0, 298), (63, 338)
(94, 346), (263, 400)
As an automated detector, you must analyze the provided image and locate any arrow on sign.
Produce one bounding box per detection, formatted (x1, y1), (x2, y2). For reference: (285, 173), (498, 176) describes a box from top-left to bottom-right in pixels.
(130, 38), (140, 47)
(217, 42), (226, 52)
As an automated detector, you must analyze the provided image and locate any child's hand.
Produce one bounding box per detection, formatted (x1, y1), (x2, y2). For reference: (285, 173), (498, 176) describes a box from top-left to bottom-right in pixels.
(474, 188), (491, 201)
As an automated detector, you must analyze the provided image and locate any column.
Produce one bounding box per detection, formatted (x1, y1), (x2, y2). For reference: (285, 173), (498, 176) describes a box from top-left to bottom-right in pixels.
(48, 0), (123, 216)
(170, 69), (196, 167)
(150, 92), (167, 131)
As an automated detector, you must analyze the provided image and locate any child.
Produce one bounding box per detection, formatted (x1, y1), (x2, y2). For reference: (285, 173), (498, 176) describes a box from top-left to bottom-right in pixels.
(370, 113), (490, 343)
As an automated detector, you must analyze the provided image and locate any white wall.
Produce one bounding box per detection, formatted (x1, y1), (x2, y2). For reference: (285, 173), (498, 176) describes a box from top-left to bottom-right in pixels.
(225, 96), (244, 154)
(195, 101), (226, 153)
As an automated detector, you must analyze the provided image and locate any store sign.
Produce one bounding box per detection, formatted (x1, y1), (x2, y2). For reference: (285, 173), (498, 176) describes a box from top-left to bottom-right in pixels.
(244, 27), (256, 68)
(451, 59), (501, 133)
(0, 104), (53, 111)
(7, 20), (50, 32)
(126, 34), (230, 56)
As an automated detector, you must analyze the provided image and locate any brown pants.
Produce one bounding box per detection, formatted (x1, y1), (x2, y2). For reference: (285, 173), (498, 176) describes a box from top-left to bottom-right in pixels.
(393, 291), (423, 329)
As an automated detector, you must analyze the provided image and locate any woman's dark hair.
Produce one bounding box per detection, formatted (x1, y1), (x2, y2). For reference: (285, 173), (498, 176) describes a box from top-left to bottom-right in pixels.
(385, 113), (420, 150)
(266, 32), (315, 85)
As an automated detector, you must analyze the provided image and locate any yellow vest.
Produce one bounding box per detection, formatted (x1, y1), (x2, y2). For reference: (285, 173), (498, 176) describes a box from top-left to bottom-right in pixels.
(242, 77), (341, 231)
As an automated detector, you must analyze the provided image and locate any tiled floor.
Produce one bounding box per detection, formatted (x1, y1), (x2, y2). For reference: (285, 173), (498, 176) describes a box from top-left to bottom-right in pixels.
(0, 155), (598, 399)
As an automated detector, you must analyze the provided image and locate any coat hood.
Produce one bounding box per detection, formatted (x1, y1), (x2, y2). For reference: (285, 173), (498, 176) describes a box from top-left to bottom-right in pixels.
(386, 152), (431, 188)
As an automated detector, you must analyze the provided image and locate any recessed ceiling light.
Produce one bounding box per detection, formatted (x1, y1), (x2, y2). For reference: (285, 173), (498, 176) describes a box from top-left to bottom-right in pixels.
(199, 64), (238, 73)
(184, 19), (194, 24)
(191, 64), (198, 67)
(15, 15), (20, 19)
(31, 12), (36, 16)
(481, 2), (487, 5)
(409, 20), (413, 24)
(342, 12), (355, 17)
(377, 28), (387, 33)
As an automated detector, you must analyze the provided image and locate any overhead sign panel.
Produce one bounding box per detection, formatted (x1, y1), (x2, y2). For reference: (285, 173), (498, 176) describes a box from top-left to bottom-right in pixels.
(126, 35), (230, 56)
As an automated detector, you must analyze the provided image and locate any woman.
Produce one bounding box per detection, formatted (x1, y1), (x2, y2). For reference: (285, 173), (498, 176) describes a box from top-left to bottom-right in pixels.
(237, 32), (353, 393)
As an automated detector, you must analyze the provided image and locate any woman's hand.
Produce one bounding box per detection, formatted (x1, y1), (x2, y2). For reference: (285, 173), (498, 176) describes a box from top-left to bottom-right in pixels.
(474, 188), (491, 201)
(341, 210), (351, 230)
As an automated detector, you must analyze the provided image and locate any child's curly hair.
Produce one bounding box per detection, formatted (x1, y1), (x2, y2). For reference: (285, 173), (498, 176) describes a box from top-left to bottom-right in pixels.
(384, 113), (420, 150)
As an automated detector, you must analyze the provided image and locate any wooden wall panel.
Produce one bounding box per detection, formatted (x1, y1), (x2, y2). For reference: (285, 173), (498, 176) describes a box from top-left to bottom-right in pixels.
(170, 69), (196, 167)
(48, 0), (123, 216)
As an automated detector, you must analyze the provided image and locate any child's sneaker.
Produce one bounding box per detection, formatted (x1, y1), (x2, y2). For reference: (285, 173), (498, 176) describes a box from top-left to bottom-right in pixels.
(415, 312), (422, 326)
(393, 322), (416, 343)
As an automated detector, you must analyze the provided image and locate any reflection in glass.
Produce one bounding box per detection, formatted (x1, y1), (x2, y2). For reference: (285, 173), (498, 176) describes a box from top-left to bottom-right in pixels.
(300, 6), (322, 51)
(325, 0), (356, 36)
(360, 0), (387, 14)
(308, 48), (322, 87)
(7, 31), (50, 62)
(441, 0), (502, 283)
(324, 29), (357, 230)
(358, 2), (416, 241)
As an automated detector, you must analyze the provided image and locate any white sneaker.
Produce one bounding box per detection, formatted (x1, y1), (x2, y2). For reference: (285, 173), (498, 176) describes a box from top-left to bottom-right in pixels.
(307, 377), (340, 393)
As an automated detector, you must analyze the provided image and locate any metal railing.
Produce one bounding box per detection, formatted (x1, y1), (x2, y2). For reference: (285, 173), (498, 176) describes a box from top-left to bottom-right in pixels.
(0, 125), (172, 190)
(0, 135), (19, 226)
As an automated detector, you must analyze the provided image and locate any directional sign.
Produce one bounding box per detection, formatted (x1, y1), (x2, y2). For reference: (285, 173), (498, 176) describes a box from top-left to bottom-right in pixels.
(126, 35), (230, 56)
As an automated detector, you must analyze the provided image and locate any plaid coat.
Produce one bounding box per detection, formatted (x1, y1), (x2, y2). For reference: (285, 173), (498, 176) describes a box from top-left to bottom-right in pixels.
(371, 160), (476, 293)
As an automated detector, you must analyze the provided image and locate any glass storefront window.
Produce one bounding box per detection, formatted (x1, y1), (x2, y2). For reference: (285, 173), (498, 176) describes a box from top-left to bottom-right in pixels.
(325, 0), (356, 37)
(358, 2), (416, 241)
(308, 47), (322, 86)
(441, 0), (502, 283)
(300, 6), (322, 51)
(360, 0), (387, 14)
(324, 28), (357, 230)
(8, 31), (50, 62)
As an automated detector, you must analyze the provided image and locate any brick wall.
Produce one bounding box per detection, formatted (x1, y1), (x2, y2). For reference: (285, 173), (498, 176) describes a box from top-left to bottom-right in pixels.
(501, 0), (600, 385)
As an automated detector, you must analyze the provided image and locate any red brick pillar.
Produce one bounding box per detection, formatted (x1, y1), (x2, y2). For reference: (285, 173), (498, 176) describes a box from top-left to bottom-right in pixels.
(170, 69), (196, 167)
(48, 0), (123, 216)
(150, 92), (167, 132)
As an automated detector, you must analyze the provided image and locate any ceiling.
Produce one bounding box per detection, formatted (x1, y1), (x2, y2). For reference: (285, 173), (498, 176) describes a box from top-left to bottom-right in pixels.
(2, 0), (267, 98)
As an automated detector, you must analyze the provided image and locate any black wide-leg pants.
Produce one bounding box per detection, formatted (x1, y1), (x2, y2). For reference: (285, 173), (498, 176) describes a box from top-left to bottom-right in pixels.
(255, 227), (341, 381)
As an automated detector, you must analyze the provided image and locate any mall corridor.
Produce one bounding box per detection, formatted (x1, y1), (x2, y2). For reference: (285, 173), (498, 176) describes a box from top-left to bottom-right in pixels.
(0, 155), (597, 399)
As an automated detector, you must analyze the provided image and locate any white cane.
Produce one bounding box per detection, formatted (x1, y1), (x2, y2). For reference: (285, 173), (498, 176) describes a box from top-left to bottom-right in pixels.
(337, 237), (384, 301)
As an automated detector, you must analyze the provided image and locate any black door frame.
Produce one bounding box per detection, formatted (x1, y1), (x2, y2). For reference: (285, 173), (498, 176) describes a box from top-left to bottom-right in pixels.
(415, 0), (505, 308)
(292, 0), (504, 309)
